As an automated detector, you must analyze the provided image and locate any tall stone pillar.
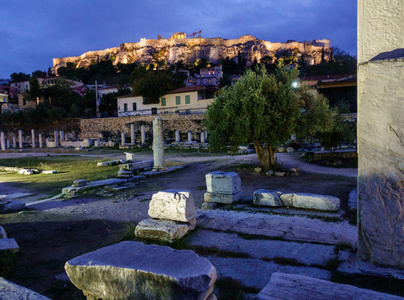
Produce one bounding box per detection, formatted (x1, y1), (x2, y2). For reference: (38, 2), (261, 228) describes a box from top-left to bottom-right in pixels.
(357, 0), (404, 269)
(187, 131), (192, 143)
(141, 125), (146, 145)
(6, 139), (10, 149)
(201, 131), (206, 144)
(175, 131), (180, 143)
(12, 134), (16, 148)
(18, 130), (23, 148)
(54, 131), (59, 147)
(0, 132), (5, 151)
(131, 124), (135, 144)
(121, 132), (126, 146)
(31, 129), (36, 148)
(152, 117), (166, 171)
(60, 130), (64, 141)
(39, 134), (43, 148)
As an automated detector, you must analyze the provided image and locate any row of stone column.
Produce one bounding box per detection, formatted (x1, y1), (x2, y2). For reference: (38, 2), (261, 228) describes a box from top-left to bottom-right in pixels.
(0, 130), (76, 150)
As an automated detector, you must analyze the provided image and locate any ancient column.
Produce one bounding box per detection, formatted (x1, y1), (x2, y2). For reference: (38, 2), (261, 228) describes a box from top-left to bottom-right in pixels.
(187, 131), (192, 143)
(6, 139), (10, 149)
(65, 133), (68, 141)
(12, 134), (16, 148)
(152, 117), (166, 171)
(31, 129), (36, 148)
(357, 0), (404, 269)
(141, 125), (146, 145)
(0, 132), (5, 151)
(121, 132), (126, 146)
(175, 130), (180, 143)
(131, 124), (135, 145)
(201, 131), (206, 144)
(60, 130), (64, 141)
(18, 130), (23, 148)
(39, 134), (43, 148)
(54, 131), (59, 147)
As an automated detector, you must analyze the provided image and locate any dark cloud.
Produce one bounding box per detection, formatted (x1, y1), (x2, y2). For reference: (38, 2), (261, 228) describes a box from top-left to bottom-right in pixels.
(0, 0), (356, 79)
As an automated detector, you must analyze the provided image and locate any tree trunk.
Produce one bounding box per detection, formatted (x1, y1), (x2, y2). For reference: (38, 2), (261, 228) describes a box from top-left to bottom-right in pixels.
(253, 140), (276, 172)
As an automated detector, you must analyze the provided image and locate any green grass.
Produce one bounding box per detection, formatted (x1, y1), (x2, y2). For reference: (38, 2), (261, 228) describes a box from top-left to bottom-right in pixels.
(0, 156), (120, 198)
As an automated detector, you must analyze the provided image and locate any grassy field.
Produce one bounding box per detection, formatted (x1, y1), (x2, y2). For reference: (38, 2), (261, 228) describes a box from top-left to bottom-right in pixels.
(0, 155), (121, 198)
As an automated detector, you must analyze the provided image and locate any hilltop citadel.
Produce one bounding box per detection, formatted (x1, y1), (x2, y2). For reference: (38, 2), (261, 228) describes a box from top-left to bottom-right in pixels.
(53, 32), (331, 71)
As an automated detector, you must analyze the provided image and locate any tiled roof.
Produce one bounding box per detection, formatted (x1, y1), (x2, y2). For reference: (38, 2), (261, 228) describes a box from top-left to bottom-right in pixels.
(165, 86), (207, 94)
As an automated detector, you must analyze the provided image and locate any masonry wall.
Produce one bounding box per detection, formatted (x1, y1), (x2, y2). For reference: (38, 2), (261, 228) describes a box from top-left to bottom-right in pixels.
(357, 0), (404, 268)
(78, 114), (206, 139)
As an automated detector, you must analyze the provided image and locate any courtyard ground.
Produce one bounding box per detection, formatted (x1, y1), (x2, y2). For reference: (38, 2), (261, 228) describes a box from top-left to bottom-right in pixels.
(2, 149), (390, 299)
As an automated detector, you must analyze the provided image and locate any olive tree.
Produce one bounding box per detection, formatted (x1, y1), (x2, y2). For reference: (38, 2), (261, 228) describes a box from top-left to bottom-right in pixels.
(205, 66), (334, 171)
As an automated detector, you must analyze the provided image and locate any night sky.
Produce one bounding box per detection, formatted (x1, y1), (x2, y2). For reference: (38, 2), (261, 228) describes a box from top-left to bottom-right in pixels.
(0, 0), (357, 79)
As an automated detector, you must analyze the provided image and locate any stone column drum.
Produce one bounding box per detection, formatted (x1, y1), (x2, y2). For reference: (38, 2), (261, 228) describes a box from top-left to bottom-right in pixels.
(175, 130), (180, 142)
(18, 130), (23, 148)
(130, 123), (135, 144)
(121, 132), (125, 146)
(357, 0), (404, 269)
(0, 132), (5, 151)
(38, 134), (43, 148)
(152, 117), (166, 171)
(54, 131), (59, 147)
(31, 129), (36, 148)
(141, 125), (146, 145)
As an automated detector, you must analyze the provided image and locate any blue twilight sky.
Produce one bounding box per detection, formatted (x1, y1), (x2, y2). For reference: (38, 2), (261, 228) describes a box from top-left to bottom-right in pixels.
(0, 0), (357, 79)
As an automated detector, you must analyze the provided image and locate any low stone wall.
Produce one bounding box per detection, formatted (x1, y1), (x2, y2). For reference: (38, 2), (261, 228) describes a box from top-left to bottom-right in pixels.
(79, 115), (206, 139)
(308, 150), (357, 162)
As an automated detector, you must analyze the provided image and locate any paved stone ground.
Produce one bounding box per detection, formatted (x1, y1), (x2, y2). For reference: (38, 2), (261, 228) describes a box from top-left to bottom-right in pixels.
(4, 150), (403, 299)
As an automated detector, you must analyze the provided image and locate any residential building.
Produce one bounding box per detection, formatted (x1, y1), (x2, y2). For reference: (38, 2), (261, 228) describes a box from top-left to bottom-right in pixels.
(196, 67), (222, 87)
(10, 76), (85, 109)
(10, 76), (83, 94)
(117, 95), (158, 117)
(117, 85), (216, 117)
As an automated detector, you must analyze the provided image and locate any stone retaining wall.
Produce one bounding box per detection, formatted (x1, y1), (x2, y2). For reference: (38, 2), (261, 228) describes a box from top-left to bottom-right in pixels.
(79, 115), (206, 139)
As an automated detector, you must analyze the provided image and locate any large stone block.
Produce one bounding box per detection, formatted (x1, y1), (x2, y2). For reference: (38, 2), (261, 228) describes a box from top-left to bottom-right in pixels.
(253, 189), (283, 207)
(135, 218), (190, 243)
(204, 191), (242, 204)
(148, 190), (196, 222)
(0, 200), (25, 213)
(257, 272), (403, 300)
(65, 241), (216, 300)
(206, 171), (241, 194)
(280, 193), (340, 212)
(0, 277), (51, 300)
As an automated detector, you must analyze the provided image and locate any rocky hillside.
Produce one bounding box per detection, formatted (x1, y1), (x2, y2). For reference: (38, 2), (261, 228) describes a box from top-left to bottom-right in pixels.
(53, 34), (330, 71)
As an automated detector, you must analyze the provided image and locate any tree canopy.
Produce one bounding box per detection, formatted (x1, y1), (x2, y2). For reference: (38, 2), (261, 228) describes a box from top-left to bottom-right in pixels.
(205, 66), (335, 171)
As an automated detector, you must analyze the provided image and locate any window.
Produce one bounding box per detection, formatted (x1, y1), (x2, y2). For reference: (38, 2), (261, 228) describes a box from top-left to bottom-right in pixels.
(185, 95), (190, 104)
(161, 97), (166, 106)
(132, 102), (137, 111)
(124, 103), (128, 112)
(176, 96), (180, 105)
